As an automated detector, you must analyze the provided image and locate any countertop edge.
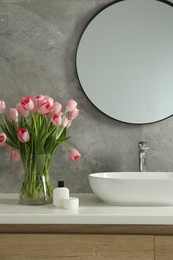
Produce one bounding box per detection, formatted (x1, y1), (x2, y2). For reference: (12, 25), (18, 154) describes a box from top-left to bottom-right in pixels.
(1, 193), (173, 225)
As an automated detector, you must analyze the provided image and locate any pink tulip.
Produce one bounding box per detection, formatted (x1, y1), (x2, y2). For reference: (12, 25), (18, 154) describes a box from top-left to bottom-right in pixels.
(62, 117), (71, 128)
(8, 108), (18, 122)
(38, 96), (54, 115)
(38, 102), (52, 115)
(0, 101), (6, 113)
(16, 103), (29, 116)
(17, 128), (30, 143)
(68, 108), (79, 120)
(69, 148), (81, 161)
(43, 95), (54, 106)
(20, 96), (34, 111)
(65, 99), (77, 112)
(10, 150), (20, 163)
(0, 132), (7, 146)
(50, 113), (62, 127)
(33, 95), (44, 111)
(52, 102), (62, 114)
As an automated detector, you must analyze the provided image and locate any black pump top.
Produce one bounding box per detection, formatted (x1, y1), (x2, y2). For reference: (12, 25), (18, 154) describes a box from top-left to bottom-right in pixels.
(58, 181), (64, 187)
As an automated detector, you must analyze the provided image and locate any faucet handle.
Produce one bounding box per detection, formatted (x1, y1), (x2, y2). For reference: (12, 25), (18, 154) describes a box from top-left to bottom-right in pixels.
(139, 141), (149, 150)
(139, 141), (149, 172)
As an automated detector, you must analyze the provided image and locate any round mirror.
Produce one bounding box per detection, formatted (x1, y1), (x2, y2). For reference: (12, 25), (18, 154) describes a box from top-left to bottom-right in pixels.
(76, 0), (173, 124)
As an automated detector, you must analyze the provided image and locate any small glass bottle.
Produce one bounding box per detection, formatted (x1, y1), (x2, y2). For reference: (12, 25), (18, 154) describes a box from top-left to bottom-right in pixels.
(53, 181), (69, 207)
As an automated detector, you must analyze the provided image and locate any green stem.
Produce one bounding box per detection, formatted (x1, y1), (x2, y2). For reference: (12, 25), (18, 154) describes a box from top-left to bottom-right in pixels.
(62, 142), (71, 150)
(31, 113), (38, 137)
(1, 114), (9, 131)
(56, 126), (65, 140)
(19, 153), (53, 204)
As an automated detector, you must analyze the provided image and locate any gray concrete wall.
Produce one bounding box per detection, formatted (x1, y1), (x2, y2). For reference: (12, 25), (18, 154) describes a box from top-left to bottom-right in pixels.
(0, 0), (173, 193)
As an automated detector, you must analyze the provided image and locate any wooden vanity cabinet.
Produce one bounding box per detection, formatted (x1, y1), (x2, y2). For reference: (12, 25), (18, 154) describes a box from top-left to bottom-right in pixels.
(0, 224), (173, 260)
(155, 236), (173, 260)
(0, 234), (154, 260)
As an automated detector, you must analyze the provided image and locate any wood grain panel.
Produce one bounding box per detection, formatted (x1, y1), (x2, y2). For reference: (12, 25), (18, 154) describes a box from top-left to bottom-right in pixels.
(155, 236), (173, 260)
(0, 234), (154, 260)
(0, 224), (173, 235)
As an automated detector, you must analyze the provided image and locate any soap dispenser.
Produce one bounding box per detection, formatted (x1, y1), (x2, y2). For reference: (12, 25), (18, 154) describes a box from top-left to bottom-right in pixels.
(53, 181), (69, 207)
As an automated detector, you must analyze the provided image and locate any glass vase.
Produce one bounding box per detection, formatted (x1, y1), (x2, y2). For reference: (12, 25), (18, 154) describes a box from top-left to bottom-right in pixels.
(19, 154), (53, 205)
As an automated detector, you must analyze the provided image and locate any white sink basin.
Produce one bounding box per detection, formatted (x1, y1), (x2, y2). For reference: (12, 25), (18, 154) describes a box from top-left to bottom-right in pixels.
(88, 172), (173, 205)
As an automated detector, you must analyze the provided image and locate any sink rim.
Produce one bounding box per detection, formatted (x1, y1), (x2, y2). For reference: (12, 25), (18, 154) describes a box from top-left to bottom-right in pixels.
(89, 172), (173, 181)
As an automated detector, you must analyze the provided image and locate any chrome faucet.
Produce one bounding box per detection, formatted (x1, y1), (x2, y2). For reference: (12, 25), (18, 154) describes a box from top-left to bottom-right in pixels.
(139, 141), (149, 172)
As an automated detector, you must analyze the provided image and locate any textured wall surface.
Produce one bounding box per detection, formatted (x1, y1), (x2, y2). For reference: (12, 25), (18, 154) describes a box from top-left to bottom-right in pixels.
(0, 0), (173, 193)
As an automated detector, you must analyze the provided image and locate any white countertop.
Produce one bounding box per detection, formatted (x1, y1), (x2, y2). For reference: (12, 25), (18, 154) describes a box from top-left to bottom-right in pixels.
(0, 193), (173, 225)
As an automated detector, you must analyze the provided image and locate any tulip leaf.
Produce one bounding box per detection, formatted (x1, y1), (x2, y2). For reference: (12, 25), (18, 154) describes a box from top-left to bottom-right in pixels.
(5, 140), (18, 150)
(57, 136), (70, 144)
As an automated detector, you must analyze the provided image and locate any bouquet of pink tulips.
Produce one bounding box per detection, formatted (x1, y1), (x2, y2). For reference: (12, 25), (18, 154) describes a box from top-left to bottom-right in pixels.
(0, 95), (81, 204)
